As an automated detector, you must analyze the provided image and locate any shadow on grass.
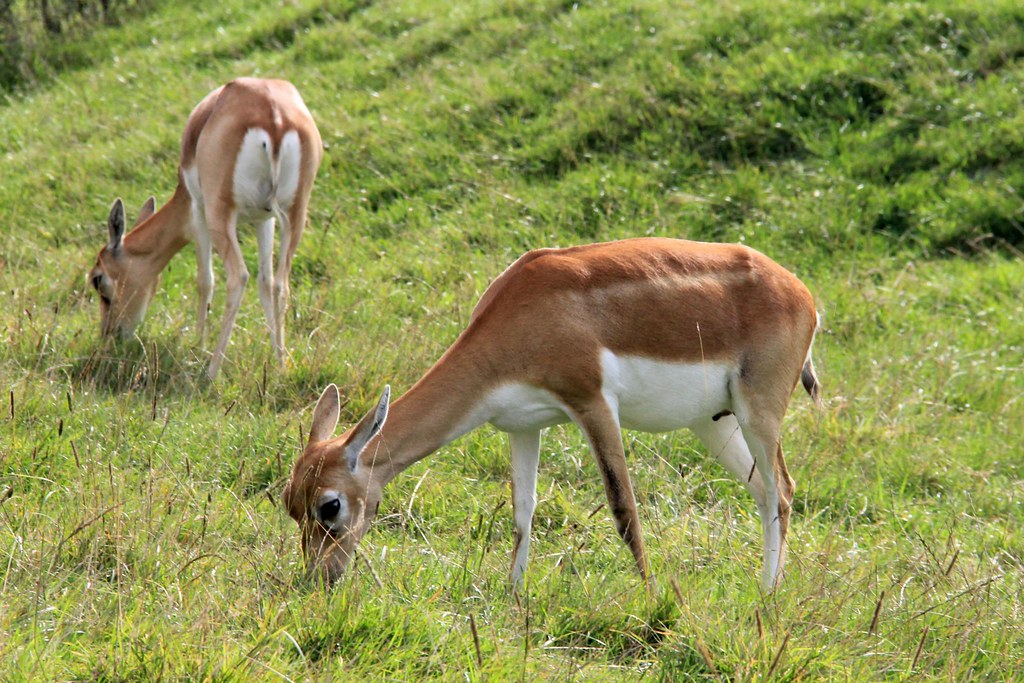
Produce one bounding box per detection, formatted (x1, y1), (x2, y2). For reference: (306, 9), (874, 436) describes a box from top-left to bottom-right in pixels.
(545, 591), (681, 664)
(933, 212), (1024, 258)
(69, 335), (208, 397)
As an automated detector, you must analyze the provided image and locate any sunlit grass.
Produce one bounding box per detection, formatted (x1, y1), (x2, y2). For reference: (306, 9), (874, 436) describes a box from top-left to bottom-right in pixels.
(1, 0), (1022, 678)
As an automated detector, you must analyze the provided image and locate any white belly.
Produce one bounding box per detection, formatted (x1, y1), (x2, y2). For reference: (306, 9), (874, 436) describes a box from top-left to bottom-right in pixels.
(600, 350), (732, 432)
(476, 351), (733, 436)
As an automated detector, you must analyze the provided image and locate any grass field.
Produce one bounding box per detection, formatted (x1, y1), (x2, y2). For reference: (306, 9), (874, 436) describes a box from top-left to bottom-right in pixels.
(1, 0), (1023, 678)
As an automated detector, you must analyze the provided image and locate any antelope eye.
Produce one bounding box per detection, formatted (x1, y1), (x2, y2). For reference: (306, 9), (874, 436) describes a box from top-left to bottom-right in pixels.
(319, 498), (341, 521)
(91, 274), (102, 290)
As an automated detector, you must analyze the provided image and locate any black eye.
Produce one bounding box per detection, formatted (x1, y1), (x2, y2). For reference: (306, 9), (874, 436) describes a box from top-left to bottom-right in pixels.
(319, 498), (341, 521)
(91, 274), (102, 290)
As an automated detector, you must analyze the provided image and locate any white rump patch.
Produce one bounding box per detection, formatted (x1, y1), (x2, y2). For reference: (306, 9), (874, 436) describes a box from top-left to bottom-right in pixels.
(233, 128), (302, 222)
(275, 130), (302, 208)
(182, 165), (203, 212)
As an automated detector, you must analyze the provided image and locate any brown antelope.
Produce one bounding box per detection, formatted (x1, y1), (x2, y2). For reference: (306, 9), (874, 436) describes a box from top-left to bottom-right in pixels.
(283, 237), (821, 591)
(88, 78), (323, 379)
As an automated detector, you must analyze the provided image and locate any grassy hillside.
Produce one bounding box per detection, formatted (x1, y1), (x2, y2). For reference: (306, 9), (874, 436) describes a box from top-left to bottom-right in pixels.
(1, 0), (1022, 678)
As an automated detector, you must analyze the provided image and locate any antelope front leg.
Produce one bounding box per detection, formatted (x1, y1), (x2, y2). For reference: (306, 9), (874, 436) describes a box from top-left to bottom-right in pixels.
(575, 401), (649, 583)
(508, 429), (541, 588)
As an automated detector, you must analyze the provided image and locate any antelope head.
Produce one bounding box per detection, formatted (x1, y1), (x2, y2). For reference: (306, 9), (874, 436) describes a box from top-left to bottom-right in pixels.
(87, 197), (157, 339)
(283, 384), (391, 583)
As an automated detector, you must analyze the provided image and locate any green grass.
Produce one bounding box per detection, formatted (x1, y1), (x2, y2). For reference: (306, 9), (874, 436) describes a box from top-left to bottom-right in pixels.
(2, 0), (1023, 678)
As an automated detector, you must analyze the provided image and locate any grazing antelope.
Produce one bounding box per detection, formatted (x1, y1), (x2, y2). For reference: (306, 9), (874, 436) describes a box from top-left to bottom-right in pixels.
(87, 78), (323, 379)
(284, 238), (820, 591)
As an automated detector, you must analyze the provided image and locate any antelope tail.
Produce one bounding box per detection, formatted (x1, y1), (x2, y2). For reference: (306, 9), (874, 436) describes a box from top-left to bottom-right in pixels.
(262, 137), (291, 236)
(801, 311), (822, 407)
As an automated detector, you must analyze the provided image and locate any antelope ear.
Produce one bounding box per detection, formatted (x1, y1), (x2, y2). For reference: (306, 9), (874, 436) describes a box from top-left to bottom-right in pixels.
(137, 196), (157, 225)
(308, 384), (341, 446)
(108, 198), (126, 252)
(346, 385), (390, 471)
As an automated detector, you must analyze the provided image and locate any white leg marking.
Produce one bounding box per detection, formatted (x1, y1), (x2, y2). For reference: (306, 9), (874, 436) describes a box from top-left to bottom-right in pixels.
(254, 217), (280, 358)
(691, 414), (768, 506)
(509, 430), (541, 587)
(192, 205), (214, 341)
(207, 212), (248, 380)
(273, 209), (293, 361)
(732, 409), (783, 591)
(691, 414), (775, 585)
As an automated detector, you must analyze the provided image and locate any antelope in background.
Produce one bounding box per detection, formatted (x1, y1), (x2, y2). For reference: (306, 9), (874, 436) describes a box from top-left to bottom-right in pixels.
(283, 237), (821, 592)
(88, 78), (323, 379)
